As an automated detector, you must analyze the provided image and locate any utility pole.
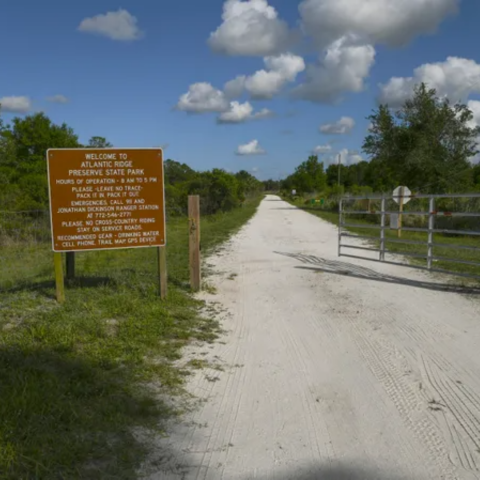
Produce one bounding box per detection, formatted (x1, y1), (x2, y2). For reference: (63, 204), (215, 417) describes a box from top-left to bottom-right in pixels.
(337, 153), (341, 188)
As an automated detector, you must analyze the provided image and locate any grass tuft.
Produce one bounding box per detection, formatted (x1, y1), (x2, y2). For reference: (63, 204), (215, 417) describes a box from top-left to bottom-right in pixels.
(0, 197), (261, 479)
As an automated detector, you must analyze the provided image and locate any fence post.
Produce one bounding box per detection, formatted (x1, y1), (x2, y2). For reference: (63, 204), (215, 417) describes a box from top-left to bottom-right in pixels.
(157, 246), (167, 299)
(189, 195), (201, 291)
(338, 197), (343, 257)
(54, 252), (65, 303)
(427, 197), (435, 269)
(380, 197), (386, 262)
(66, 252), (75, 279)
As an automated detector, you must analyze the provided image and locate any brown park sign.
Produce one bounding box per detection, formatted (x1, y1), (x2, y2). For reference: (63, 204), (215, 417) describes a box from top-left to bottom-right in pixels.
(47, 148), (165, 252)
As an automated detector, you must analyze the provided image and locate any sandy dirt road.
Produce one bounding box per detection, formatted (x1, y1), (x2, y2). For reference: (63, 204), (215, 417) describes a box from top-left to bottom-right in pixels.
(148, 195), (480, 480)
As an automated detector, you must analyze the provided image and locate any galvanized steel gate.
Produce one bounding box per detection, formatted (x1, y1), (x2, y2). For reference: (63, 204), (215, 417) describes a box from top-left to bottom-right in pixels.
(338, 193), (480, 281)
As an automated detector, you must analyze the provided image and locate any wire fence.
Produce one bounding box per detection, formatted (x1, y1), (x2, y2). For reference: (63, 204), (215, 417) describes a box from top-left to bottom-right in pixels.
(0, 210), (54, 291)
(0, 209), (164, 294)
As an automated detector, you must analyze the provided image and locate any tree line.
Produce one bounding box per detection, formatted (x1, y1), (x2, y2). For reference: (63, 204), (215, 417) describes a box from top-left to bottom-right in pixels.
(0, 112), (263, 216)
(265, 84), (480, 197)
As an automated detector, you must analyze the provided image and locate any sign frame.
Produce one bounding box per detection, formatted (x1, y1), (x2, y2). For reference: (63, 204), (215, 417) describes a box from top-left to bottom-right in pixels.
(46, 147), (166, 253)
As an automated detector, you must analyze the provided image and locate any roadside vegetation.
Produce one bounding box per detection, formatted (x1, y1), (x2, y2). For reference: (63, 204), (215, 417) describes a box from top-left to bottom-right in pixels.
(264, 84), (480, 281)
(0, 108), (263, 478)
(0, 198), (261, 479)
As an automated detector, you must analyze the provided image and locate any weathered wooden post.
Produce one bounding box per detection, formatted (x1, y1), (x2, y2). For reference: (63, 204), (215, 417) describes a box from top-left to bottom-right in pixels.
(188, 195), (201, 291)
(54, 252), (65, 303)
(158, 246), (167, 299)
(398, 186), (405, 238)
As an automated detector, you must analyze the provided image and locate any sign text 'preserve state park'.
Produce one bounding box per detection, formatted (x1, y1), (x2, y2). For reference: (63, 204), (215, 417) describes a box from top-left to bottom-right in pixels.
(47, 148), (165, 252)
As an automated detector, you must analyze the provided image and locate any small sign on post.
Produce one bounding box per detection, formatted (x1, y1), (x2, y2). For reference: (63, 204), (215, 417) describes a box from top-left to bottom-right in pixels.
(393, 186), (411, 238)
(46, 148), (167, 301)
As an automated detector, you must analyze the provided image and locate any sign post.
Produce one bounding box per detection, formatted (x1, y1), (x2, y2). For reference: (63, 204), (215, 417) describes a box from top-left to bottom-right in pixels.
(66, 252), (75, 280)
(54, 252), (65, 303)
(47, 148), (166, 300)
(392, 186), (411, 238)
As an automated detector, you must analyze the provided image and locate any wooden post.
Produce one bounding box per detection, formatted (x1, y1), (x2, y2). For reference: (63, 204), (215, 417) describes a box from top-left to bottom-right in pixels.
(157, 246), (167, 299)
(54, 252), (65, 303)
(188, 195), (201, 292)
(66, 252), (75, 280)
(398, 186), (405, 238)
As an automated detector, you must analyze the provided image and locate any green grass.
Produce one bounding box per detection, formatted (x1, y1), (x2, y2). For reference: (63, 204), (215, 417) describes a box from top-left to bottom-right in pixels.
(287, 198), (480, 282)
(0, 197), (261, 480)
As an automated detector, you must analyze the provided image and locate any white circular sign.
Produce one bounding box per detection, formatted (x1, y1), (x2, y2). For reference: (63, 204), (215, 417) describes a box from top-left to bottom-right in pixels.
(393, 186), (411, 205)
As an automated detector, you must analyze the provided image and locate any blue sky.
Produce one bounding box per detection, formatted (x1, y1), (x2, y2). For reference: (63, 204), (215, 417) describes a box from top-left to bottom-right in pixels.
(1, 0), (480, 180)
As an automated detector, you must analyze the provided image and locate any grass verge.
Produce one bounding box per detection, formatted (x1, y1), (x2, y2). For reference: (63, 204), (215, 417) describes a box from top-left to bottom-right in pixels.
(286, 197), (480, 282)
(0, 197), (261, 479)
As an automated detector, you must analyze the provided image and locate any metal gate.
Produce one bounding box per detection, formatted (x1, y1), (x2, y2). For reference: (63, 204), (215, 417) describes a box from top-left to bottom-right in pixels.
(338, 193), (480, 281)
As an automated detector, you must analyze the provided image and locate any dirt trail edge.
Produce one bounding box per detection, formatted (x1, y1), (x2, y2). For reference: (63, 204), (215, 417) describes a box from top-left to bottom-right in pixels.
(146, 195), (480, 480)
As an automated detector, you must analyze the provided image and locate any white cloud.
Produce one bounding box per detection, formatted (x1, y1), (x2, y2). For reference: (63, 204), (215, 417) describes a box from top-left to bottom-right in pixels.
(468, 100), (480, 128)
(226, 53), (305, 100)
(208, 0), (292, 56)
(78, 9), (143, 41)
(224, 76), (248, 98)
(320, 116), (355, 134)
(379, 57), (480, 107)
(338, 148), (363, 165)
(247, 53), (305, 99)
(0, 96), (32, 113)
(176, 83), (229, 113)
(47, 94), (68, 104)
(467, 100), (480, 162)
(217, 101), (273, 123)
(313, 144), (332, 154)
(236, 139), (266, 155)
(299, 0), (458, 49)
(294, 35), (375, 103)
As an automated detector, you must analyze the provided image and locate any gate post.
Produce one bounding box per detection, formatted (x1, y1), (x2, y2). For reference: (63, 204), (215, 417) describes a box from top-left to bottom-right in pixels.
(427, 197), (435, 269)
(338, 197), (343, 257)
(380, 197), (386, 262)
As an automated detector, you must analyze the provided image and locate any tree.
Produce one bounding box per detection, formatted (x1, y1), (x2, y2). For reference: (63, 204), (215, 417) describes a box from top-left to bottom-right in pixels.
(363, 83), (480, 193)
(282, 155), (327, 194)
(88, 136), (112, 148)
(0, 112), (80, 210)
(164, 159), (195, 185)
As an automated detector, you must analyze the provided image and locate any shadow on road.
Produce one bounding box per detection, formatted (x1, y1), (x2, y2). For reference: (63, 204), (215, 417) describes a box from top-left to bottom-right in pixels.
(275, 252), (480, 295)
(149, 459), (413, 479)
(241, 463), (413, 480)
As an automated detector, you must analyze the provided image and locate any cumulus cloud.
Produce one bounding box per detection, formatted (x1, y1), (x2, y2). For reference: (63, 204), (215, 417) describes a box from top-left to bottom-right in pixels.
(78, 9), (143, 41)
(176, 83), (229, 113)
(226, 53), (305, 100)
(379, 57), (480, 107)
(224, 76), (248, 98)
(320, 116), (355, 134)
(47, 94), (68, 104)
(468, 100), (480, 128)
(294, 35), (375, 103)
(337, 148), (363, 165)
(0, 96), (32, 113)
(217, 101), (273, 123)
(208, 0), (292, 56)
(313, 144), (332, 154)
(299, 0), (458, 49)
(236, 139), (266, 155)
